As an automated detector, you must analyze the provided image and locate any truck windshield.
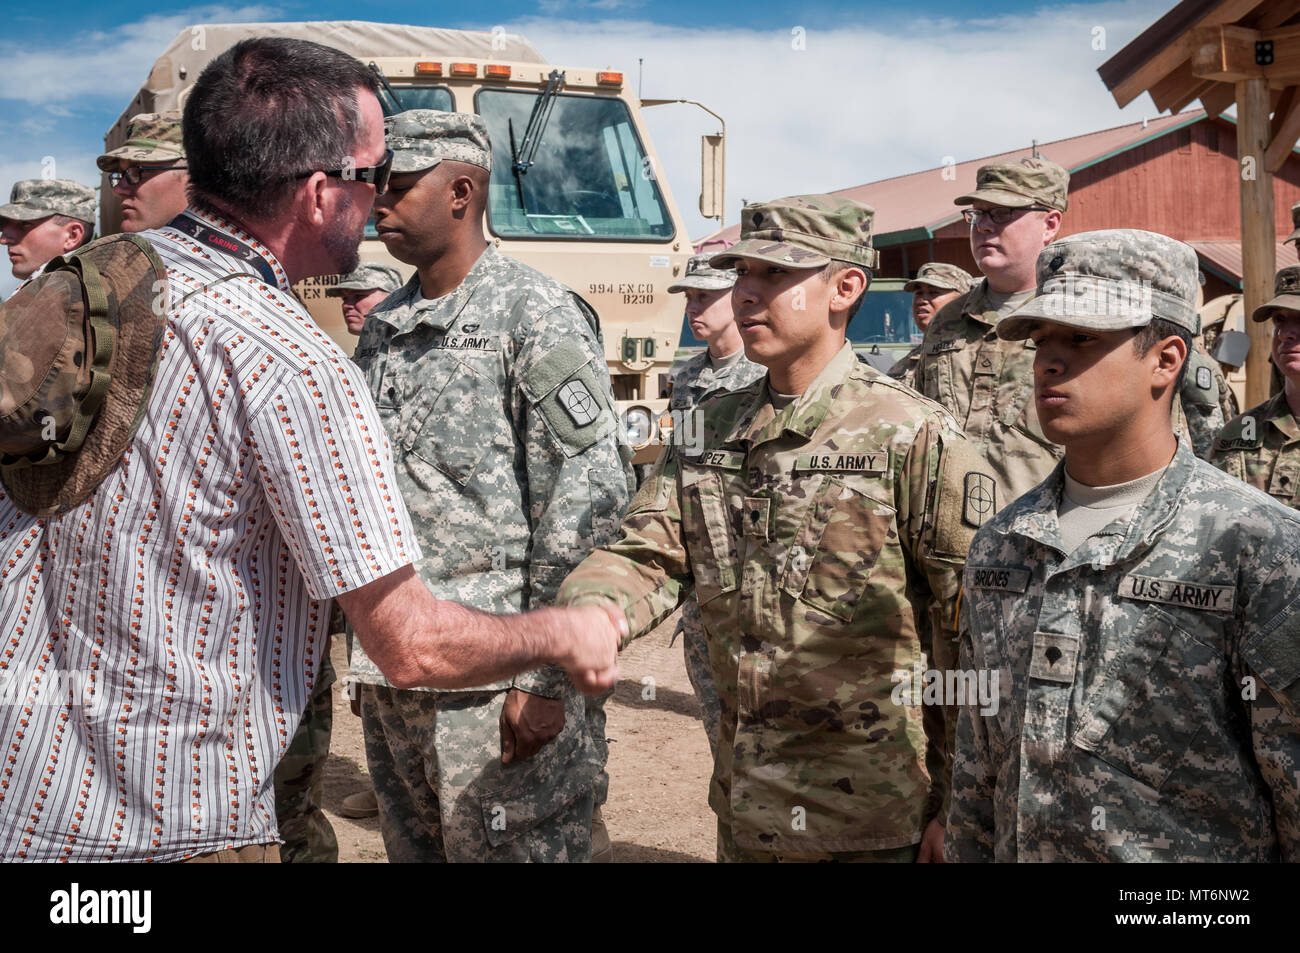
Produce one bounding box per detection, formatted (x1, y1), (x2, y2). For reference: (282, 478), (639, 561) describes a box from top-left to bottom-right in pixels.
(381, 84), (453, 115)
(475, 90), (673, 241)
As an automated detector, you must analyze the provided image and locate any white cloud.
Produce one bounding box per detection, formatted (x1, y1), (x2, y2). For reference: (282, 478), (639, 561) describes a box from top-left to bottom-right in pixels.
(0, 5), (282, 105)
(505, 0), (1174, 241)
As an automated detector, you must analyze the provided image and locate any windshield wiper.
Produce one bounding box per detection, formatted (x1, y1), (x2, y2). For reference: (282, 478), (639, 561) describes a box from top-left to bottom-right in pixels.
(368, 62), (404, 115)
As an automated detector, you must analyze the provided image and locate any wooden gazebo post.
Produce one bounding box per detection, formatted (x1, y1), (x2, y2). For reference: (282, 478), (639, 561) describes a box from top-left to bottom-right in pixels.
(1099, 0), (1300, 406)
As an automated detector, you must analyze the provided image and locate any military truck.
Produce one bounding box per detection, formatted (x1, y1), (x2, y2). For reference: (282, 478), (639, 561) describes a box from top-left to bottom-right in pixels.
(104, 20), (726, 462)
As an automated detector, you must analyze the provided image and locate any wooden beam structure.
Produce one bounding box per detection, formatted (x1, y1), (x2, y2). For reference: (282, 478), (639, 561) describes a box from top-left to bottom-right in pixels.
(1102, 0), (1300, 403)
(1238, 77), (1277, 406)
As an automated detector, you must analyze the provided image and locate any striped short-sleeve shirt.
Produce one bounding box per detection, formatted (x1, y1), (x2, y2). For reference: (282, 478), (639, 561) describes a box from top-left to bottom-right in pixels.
(0, 209), (419, 861)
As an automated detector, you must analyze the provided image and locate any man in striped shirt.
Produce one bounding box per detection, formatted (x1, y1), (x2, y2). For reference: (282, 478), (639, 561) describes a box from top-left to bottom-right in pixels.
(0, 38), (621, 863)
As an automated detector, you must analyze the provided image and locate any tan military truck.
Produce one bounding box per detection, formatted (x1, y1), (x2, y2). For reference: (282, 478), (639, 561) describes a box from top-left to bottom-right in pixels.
(103, 20), (726, 462)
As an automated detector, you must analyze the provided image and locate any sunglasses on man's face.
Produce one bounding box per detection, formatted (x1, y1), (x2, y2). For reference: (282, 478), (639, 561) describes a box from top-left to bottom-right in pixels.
(294, 149), (394, 196)
(109, 164), (188, 187)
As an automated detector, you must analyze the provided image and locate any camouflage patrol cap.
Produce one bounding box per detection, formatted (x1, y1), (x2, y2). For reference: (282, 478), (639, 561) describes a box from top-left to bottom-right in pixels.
(386, 109), (492, 174)
(96, 111), (184, 171)
(0, 179), (96, 225)
(997, 228), (1200, 340)
(667, 254), (736, 293)
(1250, 265), (1300, 322)
(709, 195), (879, 271)
(1286, 201), (1300, 245)
(326, 262), (404, 296)
(903, 261), (973, 294)
(955, 157), (1070, 212)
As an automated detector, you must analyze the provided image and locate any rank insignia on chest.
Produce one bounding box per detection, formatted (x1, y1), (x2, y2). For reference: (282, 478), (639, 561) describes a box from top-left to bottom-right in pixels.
(962, 472), (997, 527)
(928, 339), (962, 355)
(1119, 574), (1235, 613)
(794, 451), (888, 473)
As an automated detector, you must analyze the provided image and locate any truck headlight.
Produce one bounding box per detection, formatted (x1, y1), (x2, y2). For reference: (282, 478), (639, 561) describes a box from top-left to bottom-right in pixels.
(623, 406), (654, 449)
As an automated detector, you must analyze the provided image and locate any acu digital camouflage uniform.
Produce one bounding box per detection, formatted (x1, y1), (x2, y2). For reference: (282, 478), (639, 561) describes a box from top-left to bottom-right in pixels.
(947, 230), (1300, 863)
(560, 196), (998, 861)
(1174, 346), (1230, 459)
(0, 178), (96, 226)
(665, 255), (764, 756)
(888, 262), (973, 388)
(348, 109), (632, 863)
(914, 158), (1070, 507)
(1211, 265), (1300, 497)
(273, 651), (338, 863)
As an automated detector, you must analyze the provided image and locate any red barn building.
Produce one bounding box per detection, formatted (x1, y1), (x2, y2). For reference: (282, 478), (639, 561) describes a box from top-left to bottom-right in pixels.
(719, 110), (1300, 301)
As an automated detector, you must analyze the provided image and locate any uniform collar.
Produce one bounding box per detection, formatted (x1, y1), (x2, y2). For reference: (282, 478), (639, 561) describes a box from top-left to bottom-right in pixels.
(963, 278), (997, 328)
(369, 244), (498, 334)
(1004, 436), (1195, 567)
(1264, 389), (1300, 443)
(723, 341), (856, 448)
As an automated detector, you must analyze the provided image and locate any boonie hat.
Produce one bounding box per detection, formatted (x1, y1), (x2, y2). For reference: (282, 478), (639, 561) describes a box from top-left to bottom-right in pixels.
(97, 111), (185, 171)
(0, 234), (167, 516)
(708, 195), (879, 271)
(904, 261), (973, 295)
(954, 157), (1070, 213)
(0, 179), (96, 225)
(1251, 265), (1300, 323)
(667, 254), (736, 293)
(386, 109), (492, 174)
(996, 228), (1200, 340)
(326, 262), (404, 297)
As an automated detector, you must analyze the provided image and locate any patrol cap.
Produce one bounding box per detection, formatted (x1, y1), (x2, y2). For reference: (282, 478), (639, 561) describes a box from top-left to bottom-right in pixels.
(997, 228), (1200, 340)
(709, 195), (879, 271)
(386, 109), (492, 174)
(667, 254), (736, 293)
(326, 262), (404, 297)
(1250, 265), (1300, 322)
(954, 157), (1070, 212)
(0, 179), (96, 225)
(1286, 201), (1300, 245)
(96, 111), (184, 171)
(903, 261), (972, 295)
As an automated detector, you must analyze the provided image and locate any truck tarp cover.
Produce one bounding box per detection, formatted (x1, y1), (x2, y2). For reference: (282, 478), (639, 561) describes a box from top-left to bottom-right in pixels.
(111, 20), (545, 133)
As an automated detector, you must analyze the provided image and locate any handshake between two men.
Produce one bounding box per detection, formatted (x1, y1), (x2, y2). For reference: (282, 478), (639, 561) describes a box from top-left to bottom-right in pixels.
(337, 563), (627, 698)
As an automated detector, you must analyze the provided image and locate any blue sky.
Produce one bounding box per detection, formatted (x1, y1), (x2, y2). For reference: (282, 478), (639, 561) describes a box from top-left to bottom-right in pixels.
(1, 0), (1174, 295)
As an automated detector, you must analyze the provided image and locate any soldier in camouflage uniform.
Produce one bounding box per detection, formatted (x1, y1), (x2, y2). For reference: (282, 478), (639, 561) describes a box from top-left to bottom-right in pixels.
(560, 195), (999, 862)
(1175, 346), (1229, 458)
(326, 261), (404, 336)
(347, 110), (632, 862)
(0, 179), (96, 280)
(913, 158), (1068, 509)
(666, 254), (764, 756)
(947, 229), (1300, 862)
(1211, 264), (1300, 503)
(888, 262), (972, 387)
(97, 111), (189, 233)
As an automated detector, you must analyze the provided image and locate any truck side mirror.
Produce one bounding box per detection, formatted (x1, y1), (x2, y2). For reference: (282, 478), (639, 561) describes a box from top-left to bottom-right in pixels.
(700, 133), (724, 220)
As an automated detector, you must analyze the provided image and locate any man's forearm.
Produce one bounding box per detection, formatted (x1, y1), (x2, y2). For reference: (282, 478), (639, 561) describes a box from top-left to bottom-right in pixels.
(339, 565), (566, 690)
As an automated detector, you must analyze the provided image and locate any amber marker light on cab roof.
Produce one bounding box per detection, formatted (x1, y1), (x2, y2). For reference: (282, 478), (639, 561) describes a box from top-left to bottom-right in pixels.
(597, 71), (623, 86)
(414, 61), (443, 76)
(450, 62), (478, 77)
(484, 64), (512, 79)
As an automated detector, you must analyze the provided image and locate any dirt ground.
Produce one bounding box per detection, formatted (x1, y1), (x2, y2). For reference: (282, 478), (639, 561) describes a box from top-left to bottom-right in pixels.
(323, 608), (717, 862)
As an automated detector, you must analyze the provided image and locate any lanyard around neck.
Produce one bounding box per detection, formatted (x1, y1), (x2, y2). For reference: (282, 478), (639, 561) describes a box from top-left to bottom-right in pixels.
(168, 213), (281, 287)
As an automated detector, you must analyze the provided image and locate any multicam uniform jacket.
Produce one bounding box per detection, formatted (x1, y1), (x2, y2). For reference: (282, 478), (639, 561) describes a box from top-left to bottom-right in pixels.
(1210, 390), (1300, 504)
(560, 343), (996, 853)
(348, 245), (632, 699)
(947, 438), (1300, 862)
(914, 280), (1063, 507)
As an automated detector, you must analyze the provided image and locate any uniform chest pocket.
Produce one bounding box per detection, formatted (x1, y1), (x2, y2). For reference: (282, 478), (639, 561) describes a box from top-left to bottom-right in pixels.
(782, 475), (894, 622)
(682, 468), (740, 604)
(1071, 607), (1225, 792)
(402, 360), (504, 487)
